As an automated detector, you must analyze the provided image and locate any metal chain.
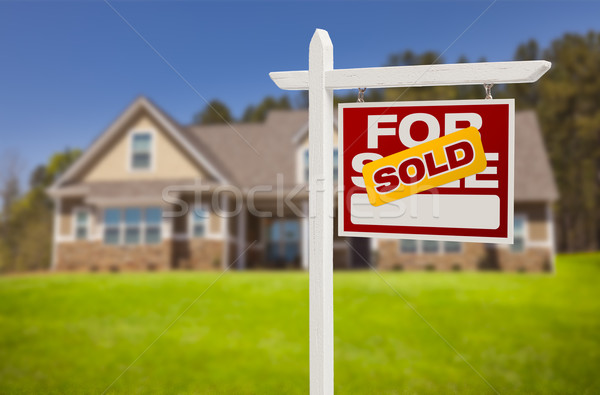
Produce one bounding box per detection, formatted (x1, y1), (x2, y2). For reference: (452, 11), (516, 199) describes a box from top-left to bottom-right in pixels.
(484, 83), (493, 100)
(357, 87), (367, 103)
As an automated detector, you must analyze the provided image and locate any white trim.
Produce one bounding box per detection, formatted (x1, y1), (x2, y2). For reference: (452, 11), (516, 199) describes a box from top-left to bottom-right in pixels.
(301, 201), (309, 270)
(127, 129), (156, 173)
(173, 232), (226, 242)
(271, 60), (552, 90)
(51, 198), (61, 270)
(100, 206), (165, 246)
(307, 29), (334, 395)
(47, 97), (228, 194)
(337, 99), (515, 244)
(292, 117), (338, 144)
(188, 204), (222, 240)
(398, 239), (464, 255)
(297, 146), (338, 185)
(547, 202), (556, 273)
(296, 146), (308, 184)
(508, 214), (527, 253)
(72, 206), (92, 241)
(56, 235), (75, 243)
(221, 194), (230, 270)
(236, 204), (247, 270)
(442, 240), (463, 254)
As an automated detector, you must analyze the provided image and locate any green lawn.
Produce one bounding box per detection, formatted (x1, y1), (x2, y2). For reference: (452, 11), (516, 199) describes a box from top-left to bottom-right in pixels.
(1, 254), (599, 394)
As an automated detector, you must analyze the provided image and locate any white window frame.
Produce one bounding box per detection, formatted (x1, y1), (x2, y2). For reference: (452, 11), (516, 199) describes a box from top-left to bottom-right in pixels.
(103, 208), (122, 245)
(399, 240), (461, 255)
(443, 241), (463, 254)
(102, 207), (163, 246)
(128, 130), (155, 172)
(297, 146), (309, 183)
(511, 214), (528, 253)
(298, 146), (338, 183)
(421, 240), (441, 254)
(72, 207), (91, 241)
(144, 207), (163, 245)
(124, 207), (143, 245)
(189, 204), (210, 238)
(399, 239), (419, 254)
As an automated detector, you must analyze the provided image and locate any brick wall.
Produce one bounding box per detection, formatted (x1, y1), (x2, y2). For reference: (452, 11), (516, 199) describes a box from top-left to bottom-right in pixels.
(377, 240), (485, 271)
(56, 241), (172, 272)
(57, 238), (225, 271)
(376, 240), (552, 272)
(173, 239), (224, 270)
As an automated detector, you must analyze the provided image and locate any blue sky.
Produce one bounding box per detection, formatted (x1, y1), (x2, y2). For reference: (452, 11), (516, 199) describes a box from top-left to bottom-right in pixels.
(1, 0), (599, 187)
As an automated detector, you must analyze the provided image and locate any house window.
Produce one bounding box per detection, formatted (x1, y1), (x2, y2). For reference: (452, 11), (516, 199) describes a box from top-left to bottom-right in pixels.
(74, 210), (89, 240)
(400, 239), (418, 253)
(303, 149), (309, 182)
(104, 207), (161, 245)
(333, 148), (338, 182)
(191, 207), (208, 237)
(443, 241), (462, 253)
(104, 208), (121, 245)
(302, 147), (339, 182)
(145, 207), (162, 244)
(124, 208), (142, 245)
(422, 240), (440, 253)
(131, 132), (152, 170)
(512, 216), (526, 252)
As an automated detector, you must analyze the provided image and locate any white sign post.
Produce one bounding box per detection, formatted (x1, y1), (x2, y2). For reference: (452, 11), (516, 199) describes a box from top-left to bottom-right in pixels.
(270, 28), (550, 394)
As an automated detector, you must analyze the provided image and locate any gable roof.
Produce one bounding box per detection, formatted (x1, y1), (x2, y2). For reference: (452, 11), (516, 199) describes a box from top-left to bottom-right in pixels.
(513, 111), (558, 202)
(291, 113), (338, 144)
(50, 97), (558, 203)
(184, 110), (308, 188)
(48, 96), (228, 194)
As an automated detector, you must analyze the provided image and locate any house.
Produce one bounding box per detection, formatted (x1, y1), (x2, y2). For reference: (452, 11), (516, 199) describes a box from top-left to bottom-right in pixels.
(47, 97), (558, 272)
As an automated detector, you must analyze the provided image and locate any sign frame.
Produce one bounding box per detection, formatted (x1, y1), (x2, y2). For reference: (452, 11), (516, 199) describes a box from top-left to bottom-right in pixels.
(338, 99), (516, 244)
(270, 28), (549, 395)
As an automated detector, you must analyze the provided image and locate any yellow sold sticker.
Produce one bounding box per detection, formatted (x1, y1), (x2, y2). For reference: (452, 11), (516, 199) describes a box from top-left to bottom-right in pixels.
(362, 127), (487, 207)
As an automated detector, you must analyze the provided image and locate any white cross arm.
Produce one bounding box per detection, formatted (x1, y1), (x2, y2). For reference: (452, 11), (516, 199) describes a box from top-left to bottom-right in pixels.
(269, 60), (551, 90)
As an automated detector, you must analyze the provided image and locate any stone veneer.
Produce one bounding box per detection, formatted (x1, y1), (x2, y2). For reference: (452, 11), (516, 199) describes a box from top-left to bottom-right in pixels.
(56, 239), (225, 272)
(376, 240), (552, 272)
(56, 241), (172, 272)
(172, 239), (224, 270)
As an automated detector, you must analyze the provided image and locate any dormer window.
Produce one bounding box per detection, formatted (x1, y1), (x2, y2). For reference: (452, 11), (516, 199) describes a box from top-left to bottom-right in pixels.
(302, 147), (338, 182)
(131, 132), (152, 170)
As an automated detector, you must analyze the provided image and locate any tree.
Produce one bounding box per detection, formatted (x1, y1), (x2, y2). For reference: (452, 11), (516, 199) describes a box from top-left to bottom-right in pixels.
(193, 100), (233, 125)
(382, 51), (487, 102)
(506, 39), (542, 109)
(241, 96), (291, 123)
(505, 32), (600, 251)
(534, 32), (600, 251)
(0, 151), (24, 220)
(0, 149), (81, 272)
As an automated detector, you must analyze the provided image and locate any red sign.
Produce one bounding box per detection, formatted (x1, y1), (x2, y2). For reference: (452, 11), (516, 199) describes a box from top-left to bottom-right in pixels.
(338, 99), (515, 243)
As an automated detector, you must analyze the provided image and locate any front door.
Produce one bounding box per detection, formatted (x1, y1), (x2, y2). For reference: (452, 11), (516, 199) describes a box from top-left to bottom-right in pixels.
(266, 219), (300, 268)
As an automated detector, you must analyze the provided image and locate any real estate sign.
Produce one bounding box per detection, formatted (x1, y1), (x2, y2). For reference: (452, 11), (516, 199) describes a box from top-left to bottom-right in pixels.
(338, 99), (515, 243)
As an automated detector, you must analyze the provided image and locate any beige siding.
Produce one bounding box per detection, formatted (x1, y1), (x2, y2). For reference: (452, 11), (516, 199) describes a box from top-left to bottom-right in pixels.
(297, 128), (339, 182)
(516, 203), (548, 241)
(299, 128), (339, 148)
(176, 193), (222, 237)
(81, 114), (204, 182)
(59, 198), (86, 236)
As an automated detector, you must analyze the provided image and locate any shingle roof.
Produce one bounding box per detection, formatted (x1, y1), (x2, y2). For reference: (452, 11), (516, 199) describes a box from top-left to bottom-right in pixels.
(184, 110), (309, 188)
(52, 97), (558, 203)
(514, 111), (559, 201)
(183, 108), (558, 202)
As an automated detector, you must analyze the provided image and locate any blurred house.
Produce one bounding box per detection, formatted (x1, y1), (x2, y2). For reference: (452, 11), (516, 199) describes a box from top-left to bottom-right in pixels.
(48, 97), (558, 272)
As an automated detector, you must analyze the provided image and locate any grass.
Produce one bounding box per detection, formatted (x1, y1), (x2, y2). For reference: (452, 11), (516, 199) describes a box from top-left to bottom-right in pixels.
(1, 253), (599, 394)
